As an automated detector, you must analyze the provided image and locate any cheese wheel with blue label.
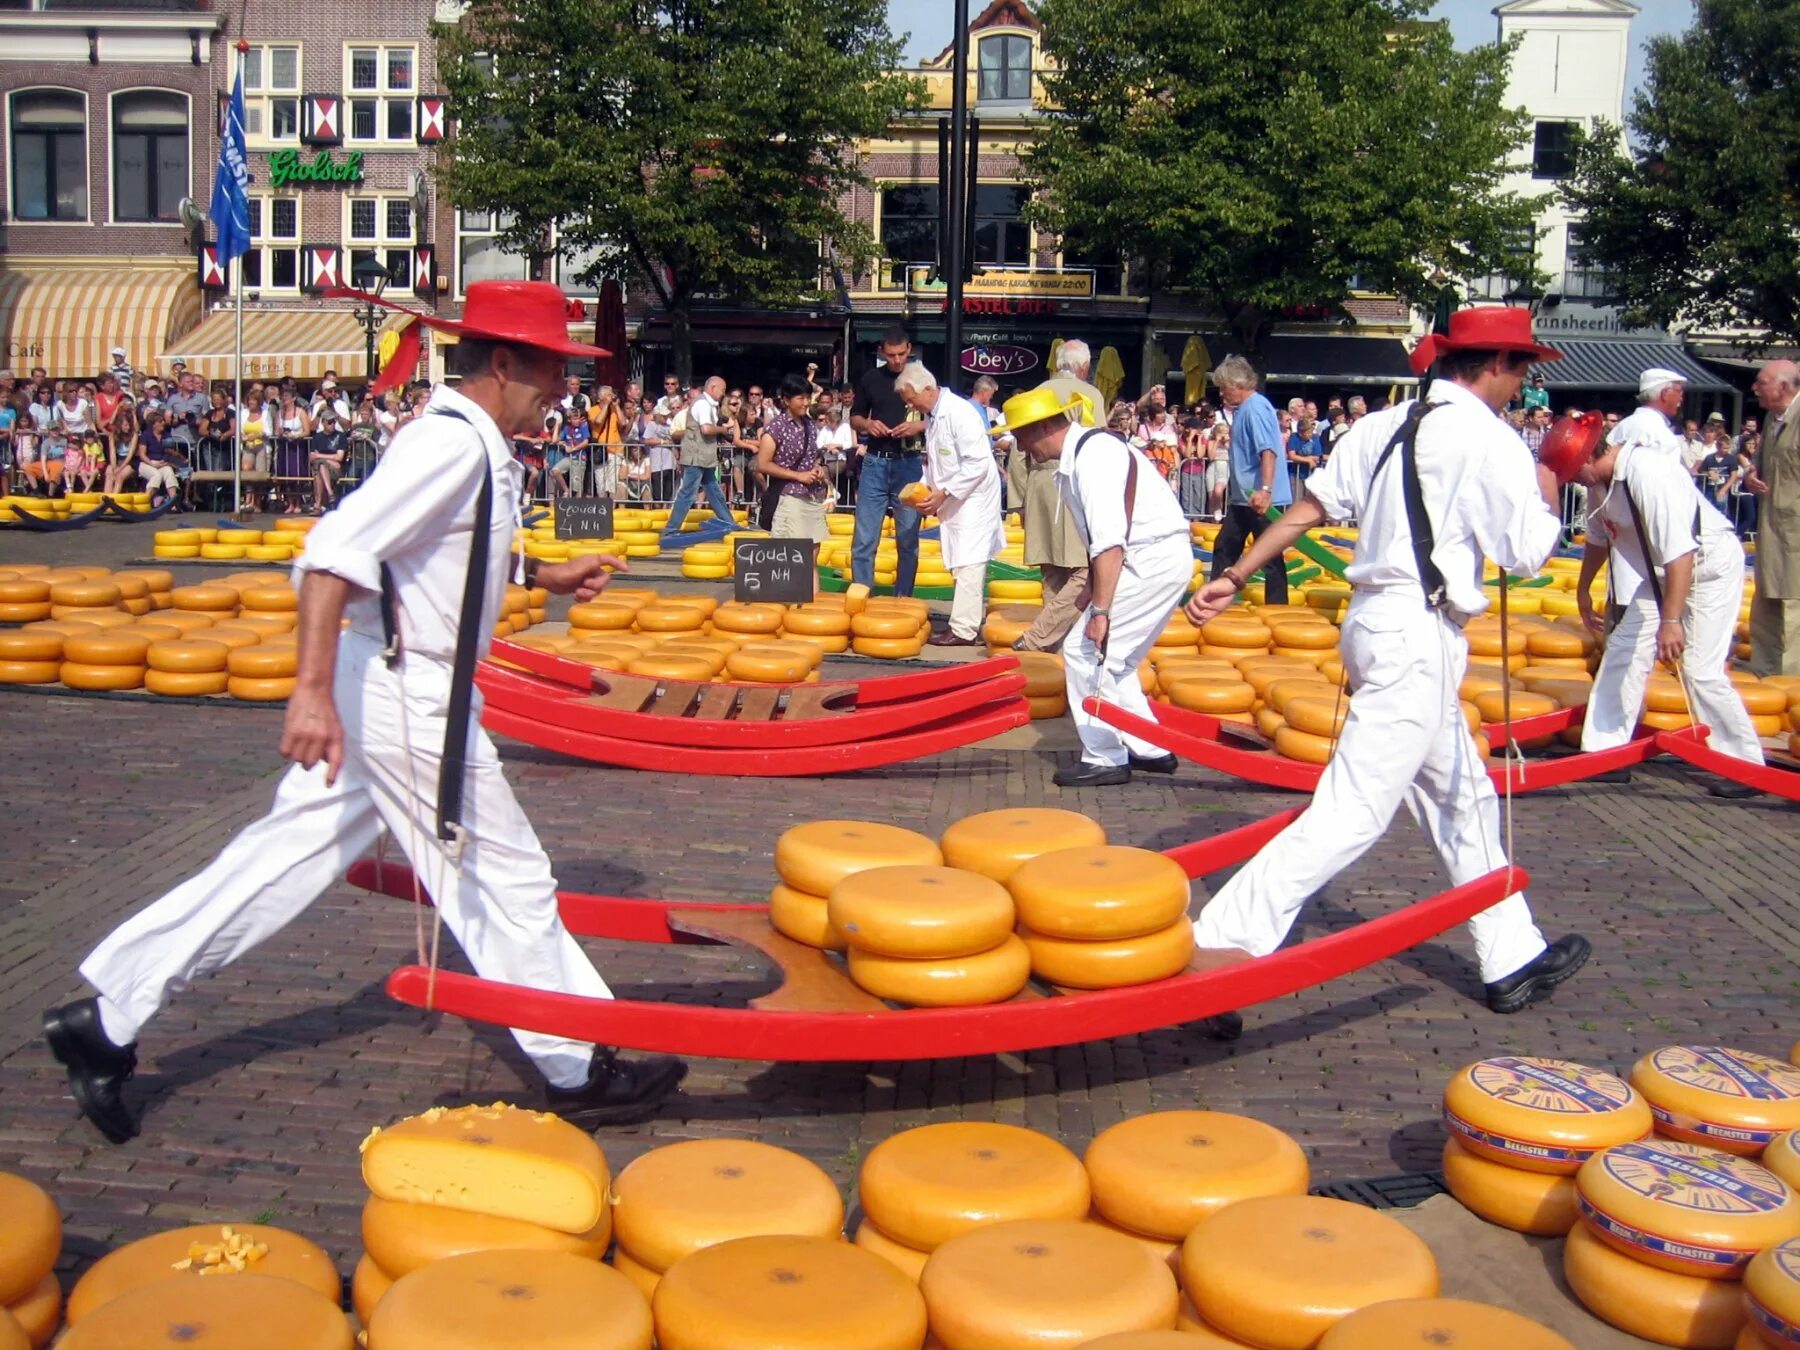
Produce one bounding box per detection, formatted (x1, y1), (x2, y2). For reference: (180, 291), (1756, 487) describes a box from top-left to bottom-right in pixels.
(1765, 1130), (1800, 1195)
(1562, 1223), (1745, 1350)
(1443, 1056), (1652, 1176)
(1745, 1237), (1800, 1349)
(1575, 1139), (1800, 1278)
(1631, 1047), (1800, 1156)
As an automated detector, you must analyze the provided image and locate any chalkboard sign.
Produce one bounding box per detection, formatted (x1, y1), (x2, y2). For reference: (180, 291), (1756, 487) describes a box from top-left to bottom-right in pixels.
(555, 496), (615, 541)
(734, 537), (814, 604)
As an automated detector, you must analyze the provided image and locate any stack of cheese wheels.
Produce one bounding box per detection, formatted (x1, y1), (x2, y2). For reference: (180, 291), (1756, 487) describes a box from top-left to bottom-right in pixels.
(780, 604), (852, 654)
(0, 630), (65, 686)
(1180, 1196), (1439, 1349)
(1744, 1236), (1800, 1350)
(831, 865), (1029, 1007)
(1566, 1138), (1800, 1347)
(609, 1139), (843, 1304)
(769, 820), (942, 951)
(1015, 651), (1068, 719)
(357, 1102), (613, 1329)
(47, 576), (121, 622)
(59, 1273), (354, 1350)
(939, 808), (1107, 884)
(60, 629), (151, 692)
(855, 1123), (1090, 1281)
(1315, 1298), (1573, 1349)
(1440, 1056), (1652, 1236)
(144, 637), (232, 697)
(172, 583), (240, 622)
(851, 599), (931, 659)
(0, 1175), (60, 1349)
(367, 1250), (650, 1350)
(228, 641), (299, 701)
(1631, 1046), (1800, 1156)
(0, 577), (52, 625)
(980, 604), (1043, 653)
(712, 602), (784, 637)
(1198, 615), (1271, 662)
(1006, 846), (1194, 988)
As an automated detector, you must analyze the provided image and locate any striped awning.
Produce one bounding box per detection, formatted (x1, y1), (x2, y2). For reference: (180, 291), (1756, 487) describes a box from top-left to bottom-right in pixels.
(0, 265), (203, 380)
(161, 306), (411, 383)
(1531, 339), (1735, 395)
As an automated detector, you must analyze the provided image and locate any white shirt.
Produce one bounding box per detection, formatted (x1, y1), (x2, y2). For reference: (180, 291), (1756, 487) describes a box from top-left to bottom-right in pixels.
(1054, 427), (1189, 557)
(1588, 443), (1736, 602)
(1306, 379), (1561, 622)
(312, 393), (352, 424)
(688, 393), (718, 431)
(295, 384), (522, 665)
(817, 422), (854, 458)
(1603, 405), (1684, 599)
(922, 388), (1004, 570)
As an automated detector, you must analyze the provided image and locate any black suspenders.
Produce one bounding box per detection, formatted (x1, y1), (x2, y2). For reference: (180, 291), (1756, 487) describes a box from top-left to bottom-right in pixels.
(1371, 400), (1447, 611)
(1071, 428), (1138, 544)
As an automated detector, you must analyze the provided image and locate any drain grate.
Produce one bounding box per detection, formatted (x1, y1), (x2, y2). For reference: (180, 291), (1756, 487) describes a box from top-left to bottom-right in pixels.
(1312, 1172), (1448, 1210)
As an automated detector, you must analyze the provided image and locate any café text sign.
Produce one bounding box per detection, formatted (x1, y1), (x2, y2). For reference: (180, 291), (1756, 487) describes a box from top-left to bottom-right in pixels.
(265, 149), (365, 189)
(906, 266), (1095, 300)
(961, 344), (1039, 377)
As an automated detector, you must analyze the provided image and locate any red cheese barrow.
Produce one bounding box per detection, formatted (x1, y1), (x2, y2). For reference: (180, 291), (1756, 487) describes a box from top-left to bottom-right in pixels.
(344, 811), (1527, 1062)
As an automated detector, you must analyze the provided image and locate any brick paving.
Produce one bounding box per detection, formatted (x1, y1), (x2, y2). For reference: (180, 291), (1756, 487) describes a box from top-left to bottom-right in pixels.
(2, 519), (1797, 1293)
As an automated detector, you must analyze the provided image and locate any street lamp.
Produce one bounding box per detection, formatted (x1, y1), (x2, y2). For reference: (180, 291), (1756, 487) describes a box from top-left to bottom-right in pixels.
(351, 253), (394, 384)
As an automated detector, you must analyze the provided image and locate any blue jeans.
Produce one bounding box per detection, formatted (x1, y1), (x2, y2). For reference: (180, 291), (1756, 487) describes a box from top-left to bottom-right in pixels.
(665, 464), (735, 533)
(851, 454), (923, 593)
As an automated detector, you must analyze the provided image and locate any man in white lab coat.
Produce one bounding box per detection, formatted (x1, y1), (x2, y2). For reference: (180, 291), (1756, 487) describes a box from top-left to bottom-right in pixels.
(898, 366), (1004, 646)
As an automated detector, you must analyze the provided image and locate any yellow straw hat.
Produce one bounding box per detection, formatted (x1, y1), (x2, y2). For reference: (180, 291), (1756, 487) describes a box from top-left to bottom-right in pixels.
(995, 384), (1083, 438)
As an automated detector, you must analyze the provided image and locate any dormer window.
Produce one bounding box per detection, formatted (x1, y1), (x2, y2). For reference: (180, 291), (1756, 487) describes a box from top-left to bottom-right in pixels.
(978, 34), (1031, 102)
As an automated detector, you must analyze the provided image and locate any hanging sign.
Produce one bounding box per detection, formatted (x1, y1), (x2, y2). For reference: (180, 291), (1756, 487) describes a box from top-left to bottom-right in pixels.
(961, 344), (1039, 377)
(265, 149), (366, 189)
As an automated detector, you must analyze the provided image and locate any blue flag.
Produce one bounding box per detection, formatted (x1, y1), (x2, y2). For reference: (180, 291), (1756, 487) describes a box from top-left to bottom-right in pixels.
(210, 66), (252, 262)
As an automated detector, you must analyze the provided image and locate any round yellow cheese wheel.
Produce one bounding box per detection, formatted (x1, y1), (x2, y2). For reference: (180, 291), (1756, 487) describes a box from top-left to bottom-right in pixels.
(58, 661), (145, 690)
(1563, 1221), (1745, 1349)
(828, 865), (1014, 958)
(0, 1177), (57, 1308)
(1085, 1212), (1181, 1273)
(184, 625), (260, 651)
(1084, 1111), (1309, 1241)
(1013, 652), (1066, 698)
(782, 607), (852, 637)
(1527, 627), (1594, 658)
(48, 581), (121, 608)
(1316, 1298), (1573, 1349)
(61, 631), (150, 666)
(1266, 622), (1337, 651)
(60, 1274), (352, 1350)
(859, 1123), (1089, 1252)
(145, 640), (229, 674)
(1443, 1056), (1653, 1175)
(1181, 1196), (1438, 1350)
(610, 1246), (660, 1302)
(0, 603), (52, 625)
(847, 934), (1031, 1007)
(144, 669), (229, 697)
(938, 809), (1106, 884)
(351, 1255), (392, 1327)
(0, 661), (60, 685)
(228, 676), (297, 702)
(1576, 1139), (1800, 1277)
(67, 1224), (339, 1324)
(626, 652), (716, 682)
(725, 647), (811, 683)
(768, 883), (846, 951)
(228, 647), (298, 679)
(853, 1222), (929, 1283)
(852, 635), (926, 659)
(651, 1234), (925, 1350)
(774, 820), (943, 896)
(1263, 676), (1330, 714)
(611, 1139), (844, 1275)
(238, 587), (296, 613)
(1467, 626), (1527, 656)
(566, 602), (639, 632)
(1027, 693), (1069, 719)
(360, 1196), (610, 1278)
(1021, 920), (1194, 990)
(0, 580), (50, 604)
(1254, 707), (1288, 740)
(1175, 1296), (1259, 1345)
(1440, 1138), (1577, 1236)
(1631, 1047), (1800, 1154)
(649, 644), (727, 678)
(170, 584), (238, 612)
(368, 1250), (650, 1350)
(713, 604), (785, 635)
(1200, 618), (1271, 650)
(1084, 1334), (1245, 1350)
(1167, 679), (1257, 715)
(1766, 1130), (1800, 1193)
(1281, 696), (1347, 740)
(0, 632), (63, 662)
(5, 1271), (58, 1349)
(53, 607), (136, 627)
(1745, 1237), (1800, 1347)
(1475, 689), (1557, 723)
(1007, 846), (1189, 941)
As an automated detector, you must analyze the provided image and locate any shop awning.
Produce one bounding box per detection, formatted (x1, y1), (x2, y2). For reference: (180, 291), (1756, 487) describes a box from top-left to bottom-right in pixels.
(1531, 339), (1735, 394)
(1242, 334), (1417, 386)
(0, 265), (203, 380)
(160, 306), (409, 382)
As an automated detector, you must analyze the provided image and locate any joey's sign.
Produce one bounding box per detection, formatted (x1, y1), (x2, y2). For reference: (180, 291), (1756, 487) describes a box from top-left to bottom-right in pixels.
(961, 344), (1039, 377)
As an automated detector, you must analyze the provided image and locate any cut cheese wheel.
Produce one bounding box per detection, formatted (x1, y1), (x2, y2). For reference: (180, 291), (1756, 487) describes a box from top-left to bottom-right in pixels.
(1443, 1056), (1652, 1175)
(937, 809), (1106, 884)
(59, 662), (146, 691)
(650, 1234), (925, 1350)
(611, 1247), (660, 1303)
(360, 1195), (610, 1278)
(611, 1139), (843, 1275)
(59, 1274), (352, 1350)
(1563, 1222), (1745, 1349)
(1021, 920), (1194, 989)
(847, 933), (1031, 1007)
(1084, 1111), (1309, 1241)
(144, 669), (229, 697)
(828, 865), (1015, 958)
(1631, 1046), (1800, 1154)
(66, 1223), (338, 1324)
(1440, 1138), (1577, 1235)
(1181, 1196), (1438, 1350)
(858, 1122), (1089, 1252)
(853, 1221), (930, 1283)
(350, 1255), (392, 1327)
(1007, 846), (1189, 941)
(775, 820), (943, 896)
(921, 1222), (1180, 1347)
(0, 1177), (57, 1307)
(5, 1272), (58, 1349)
(1316, 1298), (1573, 1350)
(360, 1102), (610, 1235)
(0, 661), (60, 685)
(146, 640), (229, 674)
(1766, 1130), (1800, 1193)
(768, 883), (846, 951)
(843, 583), (871, 615)
(1746, 1236), (1800, 1348)
(367, 1250), (650, 1350)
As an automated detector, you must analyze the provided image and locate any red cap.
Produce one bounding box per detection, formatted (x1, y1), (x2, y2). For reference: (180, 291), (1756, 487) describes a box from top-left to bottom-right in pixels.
(1410, 306), (1562, 376)
(1538, 411), (1605, 486)
(324, 280), (610, 359)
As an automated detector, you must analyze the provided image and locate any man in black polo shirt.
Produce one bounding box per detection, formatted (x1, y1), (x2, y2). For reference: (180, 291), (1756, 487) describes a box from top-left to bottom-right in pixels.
(849, 327), (928, 593)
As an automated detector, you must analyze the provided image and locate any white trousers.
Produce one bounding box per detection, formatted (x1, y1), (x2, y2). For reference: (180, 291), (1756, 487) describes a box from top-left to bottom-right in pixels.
(1583, 538), (1764, 764)
(1192, 593), (1548, 984)
(1062, 533), (1192, 767)
(949, 561), (988, 639)
(79, 634), (612, 1088)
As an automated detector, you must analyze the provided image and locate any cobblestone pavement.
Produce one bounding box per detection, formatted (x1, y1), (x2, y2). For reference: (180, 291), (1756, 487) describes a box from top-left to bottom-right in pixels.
(2, 521), (1796, 1289)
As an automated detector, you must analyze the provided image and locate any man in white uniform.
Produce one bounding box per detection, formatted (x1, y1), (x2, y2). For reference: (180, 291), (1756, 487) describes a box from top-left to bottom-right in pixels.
(44, 282), (686, 1144)
(898, 366), (1003, 646)
(1001, 384), (1191, 787)
(1184, 307), (1589, 1016)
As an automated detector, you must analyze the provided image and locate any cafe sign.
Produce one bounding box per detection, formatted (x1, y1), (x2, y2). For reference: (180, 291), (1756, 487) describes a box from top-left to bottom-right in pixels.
(907, 266), (1095, 300)
(961, 344), (1039, 377)
(264, 149), (365, 189)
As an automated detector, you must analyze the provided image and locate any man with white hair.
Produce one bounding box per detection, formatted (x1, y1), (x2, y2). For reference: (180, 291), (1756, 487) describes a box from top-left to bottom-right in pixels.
(1049, 340), (1105, 427)
(1208, 355), (1291, 603)
(1746, 359), (1800, 674)
(898, 365), (1003, 646)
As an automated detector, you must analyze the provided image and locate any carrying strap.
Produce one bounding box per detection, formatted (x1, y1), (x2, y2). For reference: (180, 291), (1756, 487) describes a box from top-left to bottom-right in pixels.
(1371, 400), (1447, 611)
(1619, 476), (1702, 614)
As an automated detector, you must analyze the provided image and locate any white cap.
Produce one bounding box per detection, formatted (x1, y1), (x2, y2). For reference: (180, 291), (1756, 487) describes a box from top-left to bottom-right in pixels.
(111, 346), (126, 357)
(1639, 367), (1687, 396)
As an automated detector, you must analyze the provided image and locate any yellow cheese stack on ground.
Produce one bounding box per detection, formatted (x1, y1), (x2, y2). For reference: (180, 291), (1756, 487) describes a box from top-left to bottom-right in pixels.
(4, 1274), (58, 1350)
(66, 1224), (339, 1325)
(1440, 1139), (1579, 1236)
(848, 934), (1032, 1007)
(770, 820), (943, 950)
(938, 808), (1107, 883)
(858, 1122), (1090, 1253)
(351, 1255), (392, 1327)
(853, 1221), (931, 1283)
(1563, 1222), (1746, 1348)
(1084, 1111), (1310, 1241)
(1443, 1056), (1653, 1178)
(360, 1102), (610, 1234)
(359, 1195), (611, 1277)
(1316, 1298), (1573, 1349)
(920, 1219), (1179, 1349)
(611, 1139), (843, 1281)
(1631, 1046), (1800, 1155)
(367, 1250), (650, 1350)
(1005, 845), (1194, 988)
(0, 1175), (59, 1309)
(1575, 1138), (1800, 1277)
(1745, 1236), (1800, 1348)
(830, 864), (1027, 1006)
(1180, 1195), (1439, 1350)
(59, 1273), (353, 1350)
(652, 1234), (926, 1350)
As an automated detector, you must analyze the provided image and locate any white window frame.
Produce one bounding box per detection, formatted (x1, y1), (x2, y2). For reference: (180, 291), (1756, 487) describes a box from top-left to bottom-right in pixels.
(243, 191), (303, 295)
(4, 86), (91, 226)
(107, 87), (190, 227)
(455, 208), (531, 299)
(343, 43), (418, 147)
(235, 43), (301, 150)
(344, 193), (416, 290)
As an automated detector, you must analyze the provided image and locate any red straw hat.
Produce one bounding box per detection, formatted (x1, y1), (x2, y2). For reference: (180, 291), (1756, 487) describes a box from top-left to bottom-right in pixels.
(1409, 307), (1562, 376)
(326, 280), (611, 359)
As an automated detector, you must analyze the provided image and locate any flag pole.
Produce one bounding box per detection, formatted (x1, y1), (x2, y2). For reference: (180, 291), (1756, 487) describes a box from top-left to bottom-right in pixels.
(233, 257), (244, 515)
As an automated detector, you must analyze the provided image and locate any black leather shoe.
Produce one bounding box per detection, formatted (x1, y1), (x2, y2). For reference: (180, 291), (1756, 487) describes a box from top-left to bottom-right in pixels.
(1706, 780), (1761, 799)
(545, 1052), (687, 1127)
(1192, 1011), (1243, 1042)
(1128, 752), (1179, 775)
(43, 999), (139, 1143)
(1588, 768), (1633, 785)
(1485, 935), (1591, 1014)
(1053, 762), (1132, 788)
(929, 631), (985, 648)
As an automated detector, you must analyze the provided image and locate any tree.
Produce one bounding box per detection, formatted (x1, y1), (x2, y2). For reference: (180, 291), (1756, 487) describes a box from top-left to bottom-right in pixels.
(1022, 0), (1539, 359)
(438, 0), (920, 379)
(1562, 0), (1800, 344)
